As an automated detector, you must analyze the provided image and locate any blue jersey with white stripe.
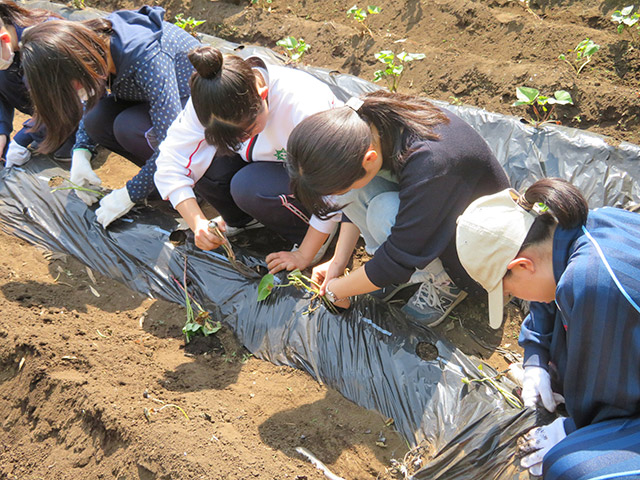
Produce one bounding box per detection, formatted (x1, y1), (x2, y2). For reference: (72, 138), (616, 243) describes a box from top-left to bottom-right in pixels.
(520, 207), (640, 430)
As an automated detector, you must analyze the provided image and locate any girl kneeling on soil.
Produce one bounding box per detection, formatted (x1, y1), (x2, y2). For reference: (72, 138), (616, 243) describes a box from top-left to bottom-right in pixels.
(0, 1), (75, 167)
(268, 91), (509, 327)
(456, 178), (640, 479)
(20, 6), (199, 227)
(153, 46), (340, 252)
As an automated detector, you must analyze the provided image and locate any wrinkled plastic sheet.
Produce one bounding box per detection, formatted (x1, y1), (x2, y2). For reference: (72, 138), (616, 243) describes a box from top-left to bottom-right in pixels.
(5, 2), (640, 478)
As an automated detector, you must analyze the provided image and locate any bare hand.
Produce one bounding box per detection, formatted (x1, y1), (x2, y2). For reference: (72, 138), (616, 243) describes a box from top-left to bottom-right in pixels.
(312, 259), (345, 296)
(0, 134), (7, 157)
(266, 250), (310, 274)
(193, 217), (225, 251)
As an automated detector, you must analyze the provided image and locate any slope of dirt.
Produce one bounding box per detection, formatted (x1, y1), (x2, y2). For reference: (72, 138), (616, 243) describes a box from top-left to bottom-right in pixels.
(96, 0), (639, 144)
(0, 230), (408, 479)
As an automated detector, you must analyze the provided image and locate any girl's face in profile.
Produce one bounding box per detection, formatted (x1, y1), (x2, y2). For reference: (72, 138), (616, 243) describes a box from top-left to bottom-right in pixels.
(502, 255), (557, 304)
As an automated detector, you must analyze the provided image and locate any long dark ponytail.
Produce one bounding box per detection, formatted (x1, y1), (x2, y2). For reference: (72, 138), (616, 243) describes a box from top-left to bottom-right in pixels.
(287, 89), (449, 218)
(519, 177), (589, 250)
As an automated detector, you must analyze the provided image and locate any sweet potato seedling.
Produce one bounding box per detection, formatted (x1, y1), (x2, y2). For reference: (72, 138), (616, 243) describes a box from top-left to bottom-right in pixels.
(174, 14), (206, 38)
(175, 257), (222, 344)
(49, 175), (104, 199)
(558, 38), (600, 75)
(257, 269), (338, 315)
(347, 5), (381, 37)
(611, 5), (640, 46)
(511, 86), (573, 127)
(373, 50), (425, 92)
(276, 36), (310, 63)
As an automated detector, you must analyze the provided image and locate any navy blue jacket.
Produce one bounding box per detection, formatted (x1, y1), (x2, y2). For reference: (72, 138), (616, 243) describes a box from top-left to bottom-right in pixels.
(520, 207), (640, 431)
(0, 24), (35, 147)
(74, 6), (198, 202)
(364, 109), (510, 293)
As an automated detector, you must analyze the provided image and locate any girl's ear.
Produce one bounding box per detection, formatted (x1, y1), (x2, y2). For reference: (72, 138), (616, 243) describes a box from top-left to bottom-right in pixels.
(257, 85), (268, 100)
(362, 147), (378, 168)
(507, 257), (535, 273)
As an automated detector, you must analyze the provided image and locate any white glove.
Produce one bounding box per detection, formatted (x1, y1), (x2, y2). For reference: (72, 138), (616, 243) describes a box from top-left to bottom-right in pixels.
(5, 141), (31, 168)
(522, 366), (565, 412)
(95, 186), (135, 228)
(519, 417), (567, 476)
(70, 148), (101, 205)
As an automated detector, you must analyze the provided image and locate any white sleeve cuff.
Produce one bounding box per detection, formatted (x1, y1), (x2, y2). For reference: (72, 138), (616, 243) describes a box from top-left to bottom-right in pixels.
(309, 212), (342, 234)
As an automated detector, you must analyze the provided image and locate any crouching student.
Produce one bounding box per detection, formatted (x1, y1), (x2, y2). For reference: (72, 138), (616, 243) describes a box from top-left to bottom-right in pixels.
(267, 91), (509, 327)
(0, 1), (73, 166)
(20, 6), (199, 226)
(456, 178), (640, 479)
(154, 46), (340, 252)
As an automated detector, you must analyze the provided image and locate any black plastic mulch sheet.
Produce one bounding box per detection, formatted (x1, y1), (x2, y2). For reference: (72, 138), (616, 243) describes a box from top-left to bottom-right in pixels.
(0, 159), (536, 479)
(6, 2), (640, 478)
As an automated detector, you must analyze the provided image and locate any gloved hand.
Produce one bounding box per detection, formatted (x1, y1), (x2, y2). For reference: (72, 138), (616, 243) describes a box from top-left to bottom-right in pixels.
(95, 186), (135, 228)
(522, 366), (565, 412)
(519, 417), (567, 476)
(70, 148), (101, 205)
(4, 141), (31, 168)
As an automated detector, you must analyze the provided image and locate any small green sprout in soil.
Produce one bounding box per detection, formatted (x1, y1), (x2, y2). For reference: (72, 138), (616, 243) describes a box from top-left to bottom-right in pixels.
(257, 269), (338, 315)
(49, 175), (104, 198)
(67, 0), (85, 10)
(511, 86), (573, 127)
(373, 50), (425, 92)
(276, 36), (310, 63)
(558, 38), (600, 75)
(347, 5), (381, 37)
(174, 14), (206, 37)
(174, 258), (222, 344)
(611, 5), (640, 46)
(462, 364), (524, 409)
(250, 0), (273, 12)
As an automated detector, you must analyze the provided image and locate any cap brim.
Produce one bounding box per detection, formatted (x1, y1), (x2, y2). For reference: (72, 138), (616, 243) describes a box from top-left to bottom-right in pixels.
(487, 283), (505, 329)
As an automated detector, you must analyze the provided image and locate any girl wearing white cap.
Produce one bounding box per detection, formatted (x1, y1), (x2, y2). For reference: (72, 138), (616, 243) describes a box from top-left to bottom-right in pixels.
(456, 177), (640, 479)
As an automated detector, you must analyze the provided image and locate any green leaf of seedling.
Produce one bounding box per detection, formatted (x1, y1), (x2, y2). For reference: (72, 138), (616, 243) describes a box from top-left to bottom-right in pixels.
(618, 24), (625, 33)
(373, 69), (385, 82)
(552, 90), (573, 105)
(584, 43), (600, 57)
(392, 64), (404, 75)
(257, 274), (276, 301)
(347, 5), (358, 15)
(516, 86), (539, 103)
(512, 100), (531, 106)
(288, 269), (303, 280)
(367, 6), (381, 14)
(277, 36), (297, 49)
(623, 15), (639, 26)
(375, 50), (395, 64)
(621, 5), (635, 16)
(400, 52), (426, 62)
(558, 53), (566, 60)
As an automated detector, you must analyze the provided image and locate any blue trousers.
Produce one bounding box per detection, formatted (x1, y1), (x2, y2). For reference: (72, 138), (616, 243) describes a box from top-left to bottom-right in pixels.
(194, 154), (310, 244)
(83, 96), (160, 167)
(544, 417), (640, 480)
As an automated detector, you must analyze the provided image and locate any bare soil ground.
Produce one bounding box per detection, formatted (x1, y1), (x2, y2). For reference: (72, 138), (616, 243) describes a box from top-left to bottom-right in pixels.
(3, 0), (633, 478)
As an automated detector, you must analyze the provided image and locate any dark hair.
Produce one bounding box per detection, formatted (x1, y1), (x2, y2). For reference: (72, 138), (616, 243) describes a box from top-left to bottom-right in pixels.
(0, 1), (61, 28)
(518, 177), (589, 251)
(287, 90), (449, 218)
(188, 46), (264, 154)
(21, 19), (111, 153)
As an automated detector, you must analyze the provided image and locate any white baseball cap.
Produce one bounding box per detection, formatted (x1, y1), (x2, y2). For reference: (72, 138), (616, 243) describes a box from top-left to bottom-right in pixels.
(456, 189), (537, 329)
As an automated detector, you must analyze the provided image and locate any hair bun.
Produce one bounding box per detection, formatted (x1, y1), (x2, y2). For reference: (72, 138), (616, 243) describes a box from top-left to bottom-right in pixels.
(188, 45), (223, 80)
